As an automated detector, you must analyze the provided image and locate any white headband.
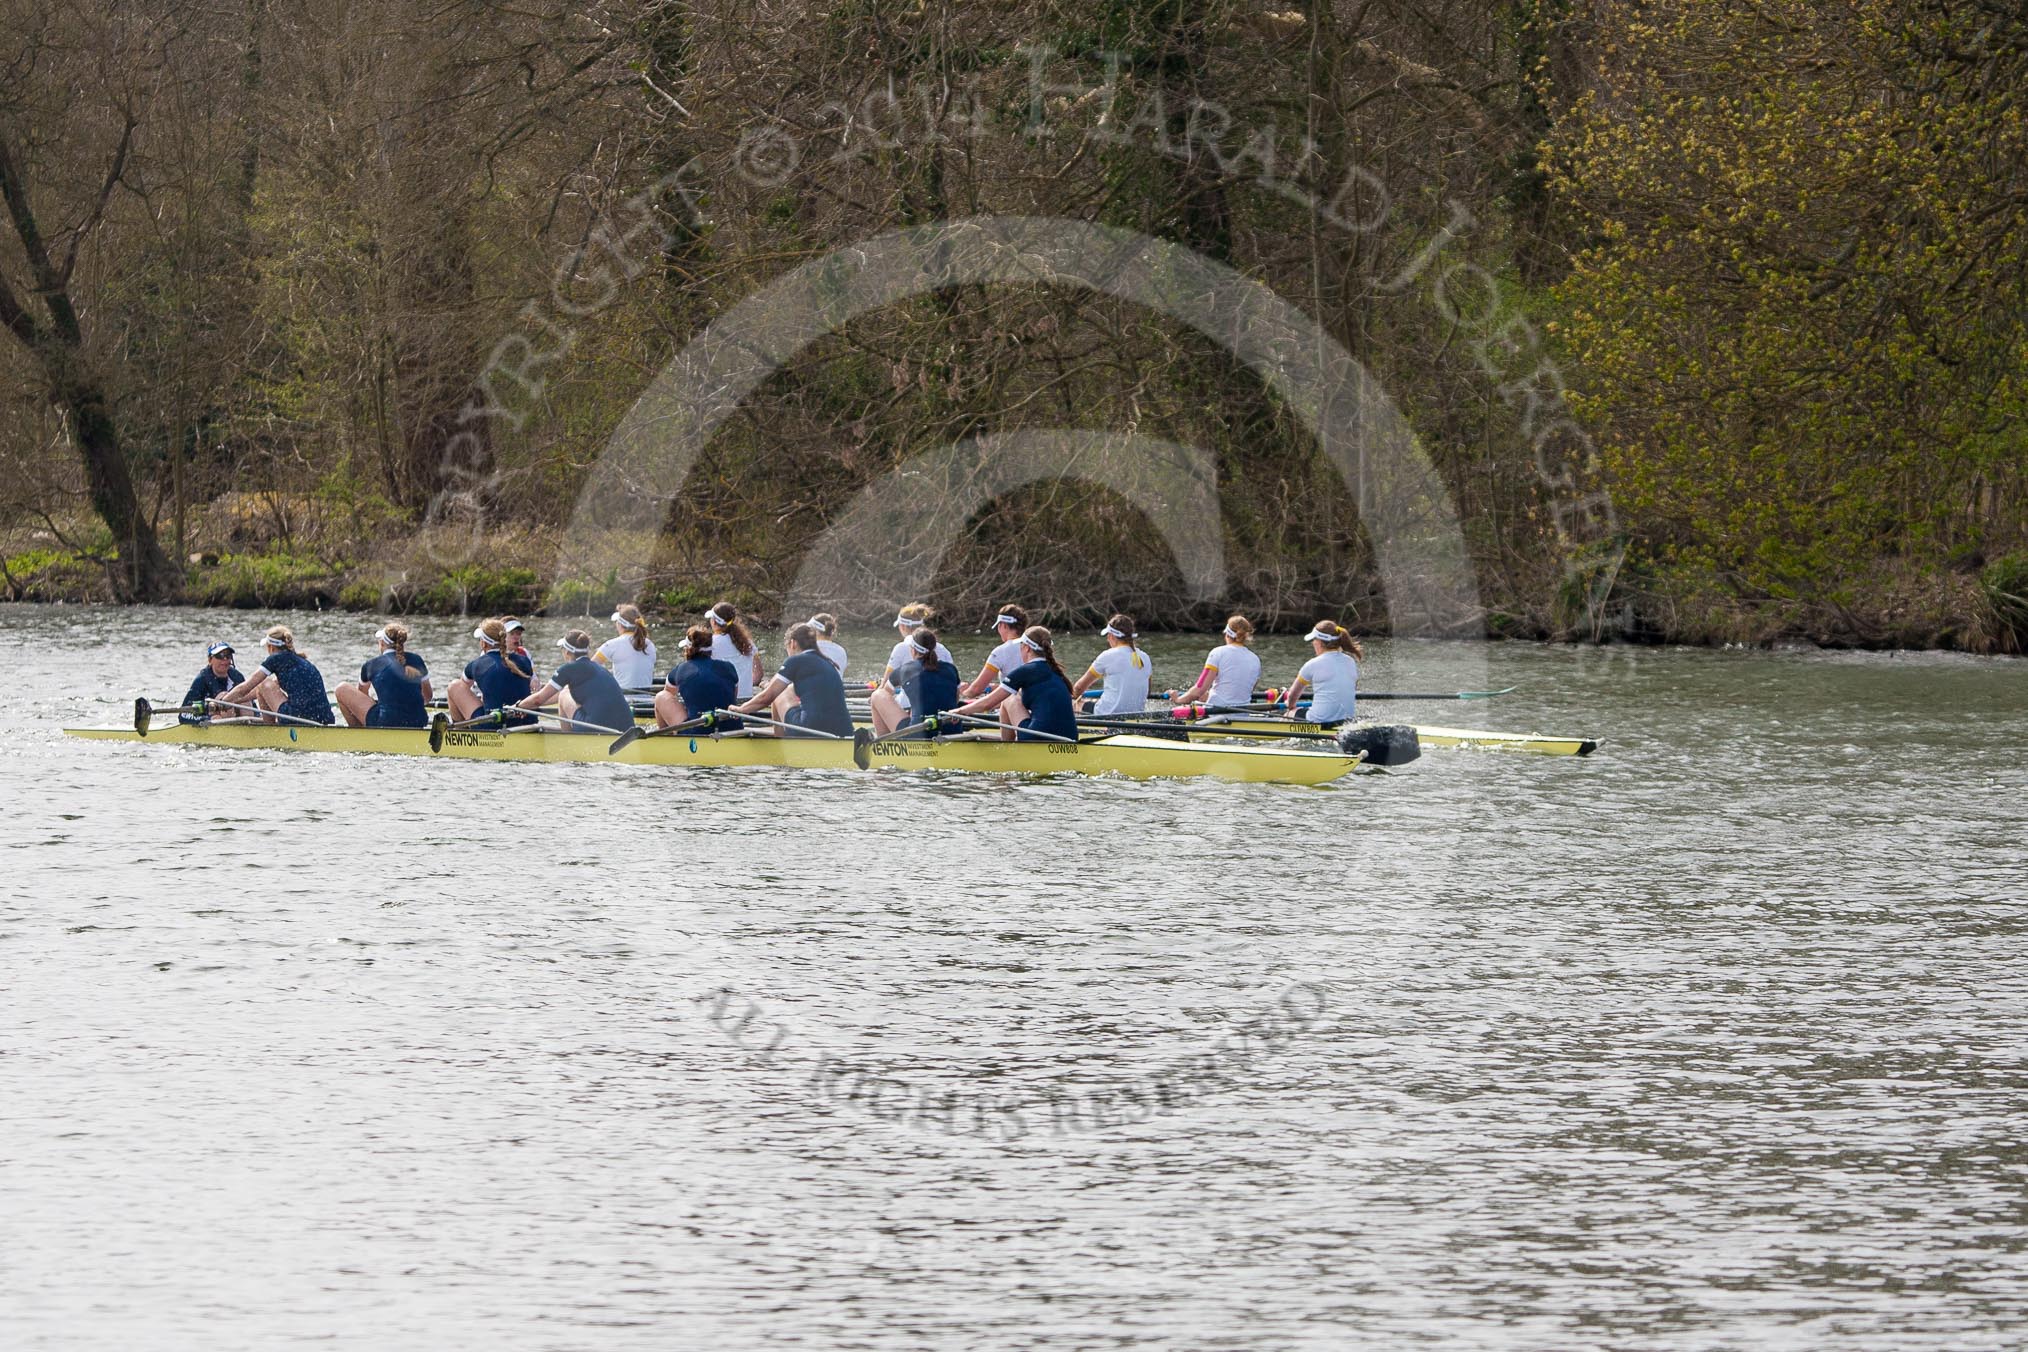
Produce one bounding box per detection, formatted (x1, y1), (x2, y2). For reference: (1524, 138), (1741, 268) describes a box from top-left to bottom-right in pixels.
(610, 611), (631, 627)
(996, 613), (1020, 627)
(504, 619), (524, 633)
(910, 632), (934, 655)
(708, 609), (730, 627)
(374, 629), (393, 647)
(808, 617), (830, 634)
(474, 627), (497, 647)
(676, 637), (694, 654)
(556, 636), (589, 655)
(1102, 623), (1127, 639)
(1303, 627), (1336, 643)
(1222, 626), (1239, 639)
(894, 612), (919, 629)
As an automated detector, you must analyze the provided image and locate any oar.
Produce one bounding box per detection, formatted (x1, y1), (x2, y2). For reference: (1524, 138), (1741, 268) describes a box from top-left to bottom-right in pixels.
(201, 697), (333, 730)
(133, 697), (207, 737)
(1085, 718), (1344, 744)
(1346, 687), (1516, 701)
(513, 705), (628, 737)
(427, 707), (541, 752)
(1156, 686), (1515, 705)
(1107, 703), (1289, 722)
(865, 713), (983, 743)
(608, 710), (728, 755)
(918, 711), (1079, 745)
(725, 710), (849, 739)
(448, 708), (533, 730)
(847, 711), (1073, 767)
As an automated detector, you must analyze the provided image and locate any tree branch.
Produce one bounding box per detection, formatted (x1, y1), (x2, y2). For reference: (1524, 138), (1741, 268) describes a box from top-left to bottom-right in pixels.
(0, 267), (42, 349)
(0, 130), (83, 346)
(58, 112), (136, 289)
(0, 132), (63, 293)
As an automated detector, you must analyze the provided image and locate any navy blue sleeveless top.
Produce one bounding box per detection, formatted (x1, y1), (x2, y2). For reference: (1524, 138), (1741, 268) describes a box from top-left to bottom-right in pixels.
(465, 650), (535, 726)
(362, 651), (430, 728)
(670, 656), (741, 730)
(891, 659), (960, 726)
(262, 650), (334, 724)
(1003, 659), (1077, 741)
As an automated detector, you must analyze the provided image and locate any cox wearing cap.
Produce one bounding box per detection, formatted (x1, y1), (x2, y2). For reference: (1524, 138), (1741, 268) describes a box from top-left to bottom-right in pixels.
(181, 642), (245, 714)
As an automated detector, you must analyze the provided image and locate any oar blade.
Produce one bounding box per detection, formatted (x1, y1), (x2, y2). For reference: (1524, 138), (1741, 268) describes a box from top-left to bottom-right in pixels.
(428, 714), (447, 754)
(608, 724), (646, 756)
(1334, 723), (1421, 765)
(134, 697), (151, 738)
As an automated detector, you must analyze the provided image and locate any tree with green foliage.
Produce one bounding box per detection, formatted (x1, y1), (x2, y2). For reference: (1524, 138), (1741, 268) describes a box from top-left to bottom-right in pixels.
(1546, 0), (2027, 621)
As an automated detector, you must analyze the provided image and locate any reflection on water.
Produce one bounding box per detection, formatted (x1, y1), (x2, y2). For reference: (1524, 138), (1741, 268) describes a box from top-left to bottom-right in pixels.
(2, 604), (2024, 1349)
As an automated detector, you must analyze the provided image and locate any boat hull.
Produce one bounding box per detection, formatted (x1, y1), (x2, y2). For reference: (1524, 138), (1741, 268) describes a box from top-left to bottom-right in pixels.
(64, 724), (1359, 784)
(1184, 717), (1599, 756)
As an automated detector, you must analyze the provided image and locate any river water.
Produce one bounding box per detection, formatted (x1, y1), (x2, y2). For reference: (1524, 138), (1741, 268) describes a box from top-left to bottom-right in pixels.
(2, 603), (2023, 1350)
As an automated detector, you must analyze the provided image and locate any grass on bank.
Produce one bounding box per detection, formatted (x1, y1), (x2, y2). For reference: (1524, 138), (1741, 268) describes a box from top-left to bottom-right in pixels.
(5, 523), (2026, 654)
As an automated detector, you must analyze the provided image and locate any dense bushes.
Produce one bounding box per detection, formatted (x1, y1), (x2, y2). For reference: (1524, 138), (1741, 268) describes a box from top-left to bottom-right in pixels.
(1982, 554), (2028, 653)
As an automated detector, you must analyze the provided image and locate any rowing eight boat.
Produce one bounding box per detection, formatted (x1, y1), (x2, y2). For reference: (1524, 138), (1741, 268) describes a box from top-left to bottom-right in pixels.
(392, 700), (1595, 758)
(63, 721), (1363, 784)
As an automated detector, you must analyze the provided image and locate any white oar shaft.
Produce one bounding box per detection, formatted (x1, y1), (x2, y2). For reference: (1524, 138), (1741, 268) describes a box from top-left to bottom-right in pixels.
(727, 710), (846, 739)
(929, 711), (1076, 744)
(514, 705), (628, 736)
(204, 698), (330, 729)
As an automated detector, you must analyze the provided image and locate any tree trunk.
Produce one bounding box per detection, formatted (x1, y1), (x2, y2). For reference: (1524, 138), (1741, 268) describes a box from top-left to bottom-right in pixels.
(0, 131), (179, 600)
(58, 372), (181, 599)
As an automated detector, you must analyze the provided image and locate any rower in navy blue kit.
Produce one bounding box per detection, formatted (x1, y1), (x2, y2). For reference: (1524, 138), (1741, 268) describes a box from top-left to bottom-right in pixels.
(336, 624), (431, 728)
(448, 617), (535, 726)
(867, 627), (960, 736)
(519, 630), (634, 733)
(732, 622), (853, 736)
(950, 625), (1079, 741)
(221, 625), (334, 725)
(654, 625), (743, 731)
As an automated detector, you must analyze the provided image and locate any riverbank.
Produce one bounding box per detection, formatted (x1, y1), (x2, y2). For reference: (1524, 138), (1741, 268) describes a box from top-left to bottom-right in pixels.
(5, 525), (2023, 656)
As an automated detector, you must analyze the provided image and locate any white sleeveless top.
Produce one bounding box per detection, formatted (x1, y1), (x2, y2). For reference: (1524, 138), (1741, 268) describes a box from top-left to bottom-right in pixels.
(885, 638), (954, 672)
(597, 635), (658, 690)
(1201, 643), (1261, 707)
(711, 632), (758, 698)
(981, 638), (1025, 685)
(1087, 645), (1152, 715)
(1300, 650), (1359, 722)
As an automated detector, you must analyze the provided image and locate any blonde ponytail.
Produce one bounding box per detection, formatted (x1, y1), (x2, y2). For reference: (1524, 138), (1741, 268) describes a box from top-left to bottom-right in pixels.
(614, 603), (650, 653)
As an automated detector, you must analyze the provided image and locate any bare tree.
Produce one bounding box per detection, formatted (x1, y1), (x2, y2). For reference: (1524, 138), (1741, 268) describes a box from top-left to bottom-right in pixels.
(0, 2), (180, 597)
